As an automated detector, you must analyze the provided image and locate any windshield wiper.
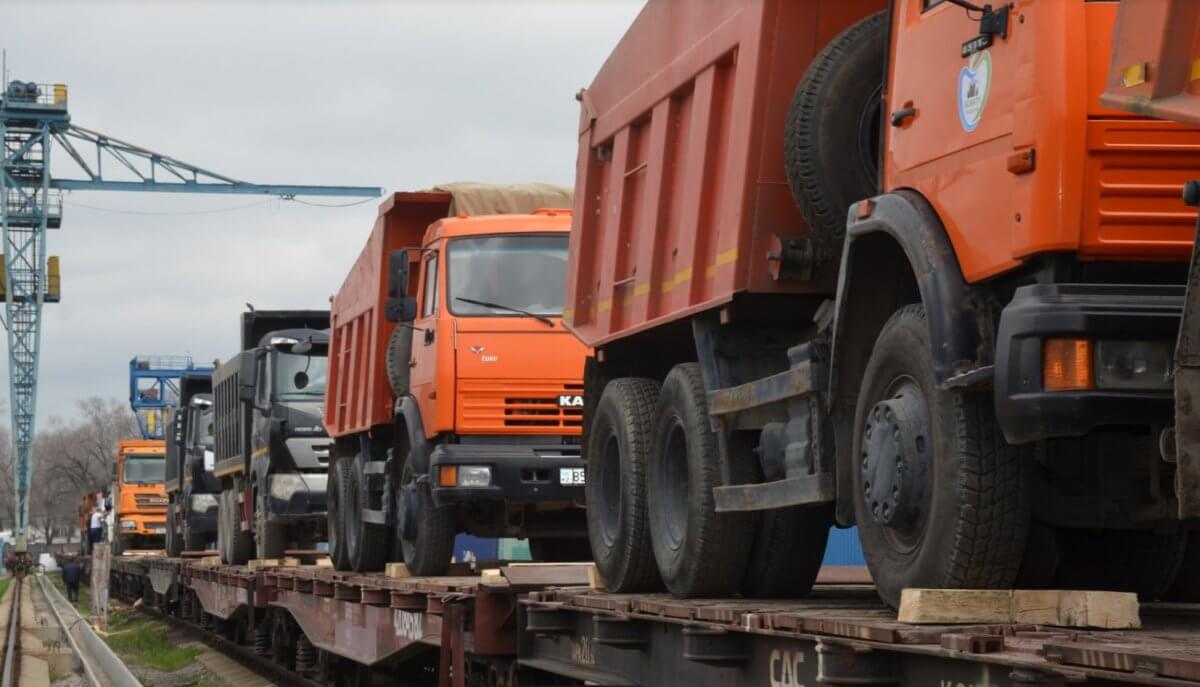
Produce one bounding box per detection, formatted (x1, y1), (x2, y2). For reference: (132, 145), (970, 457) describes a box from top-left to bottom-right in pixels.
(455, 297), (555, 328)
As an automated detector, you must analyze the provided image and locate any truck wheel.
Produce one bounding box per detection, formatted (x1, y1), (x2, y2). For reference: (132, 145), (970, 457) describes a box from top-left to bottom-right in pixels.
(648, 363), (754, 597)
(1055, 528), (1187, 601)
(852, 304), (1031, 608)
(784, 10), (887, 253)
(397, 457), (455, 576)
(165, 505), (182, 557)
(255, 487), (287, 560)
(327, 457), (350, 570)
(183, 526), (207, 553)
(737, 427), (833, 598)
(386, 326), (413, 397)
(345, 452), (389, 572)
(1166, 534), (1200, 601)
(529, 537), (592, 562)
(219, 490), (252, 565)
(586, 378), (662, 592)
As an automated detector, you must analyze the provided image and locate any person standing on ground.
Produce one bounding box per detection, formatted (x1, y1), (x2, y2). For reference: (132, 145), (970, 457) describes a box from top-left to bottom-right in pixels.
(61, 556), (82, 602)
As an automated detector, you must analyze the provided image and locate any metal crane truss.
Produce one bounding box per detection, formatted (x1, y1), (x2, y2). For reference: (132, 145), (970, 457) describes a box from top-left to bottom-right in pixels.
(130, 355), (214, 440)
(0, 79), (380, 550)
(0, 83), (68, 548)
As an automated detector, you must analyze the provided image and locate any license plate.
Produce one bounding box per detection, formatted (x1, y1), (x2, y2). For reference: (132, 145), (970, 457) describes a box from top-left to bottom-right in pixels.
(559, 468), (585, 486)
(154, 527), (166, 534)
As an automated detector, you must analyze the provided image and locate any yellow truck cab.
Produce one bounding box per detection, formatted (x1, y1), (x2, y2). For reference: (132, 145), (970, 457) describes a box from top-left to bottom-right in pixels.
(112, 438), (168, 554)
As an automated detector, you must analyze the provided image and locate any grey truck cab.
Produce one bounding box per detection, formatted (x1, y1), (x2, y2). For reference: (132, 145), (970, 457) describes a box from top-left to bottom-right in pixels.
(164, 373), (218, 555)
(213, 309), (331, 564)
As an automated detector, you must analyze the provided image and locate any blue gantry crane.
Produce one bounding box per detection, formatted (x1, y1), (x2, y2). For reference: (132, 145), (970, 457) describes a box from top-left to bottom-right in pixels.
(130, 356), (214, 440)
(0, 79), (380, 551)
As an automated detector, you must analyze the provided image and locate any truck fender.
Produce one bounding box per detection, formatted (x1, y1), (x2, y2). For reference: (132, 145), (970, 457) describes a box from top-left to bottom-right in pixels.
(394, 394), (433, 475)
(828, 189), (992, 523)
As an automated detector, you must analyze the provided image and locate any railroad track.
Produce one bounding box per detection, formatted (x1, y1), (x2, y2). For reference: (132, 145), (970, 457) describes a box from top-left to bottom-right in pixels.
(1, 577), (22, 687)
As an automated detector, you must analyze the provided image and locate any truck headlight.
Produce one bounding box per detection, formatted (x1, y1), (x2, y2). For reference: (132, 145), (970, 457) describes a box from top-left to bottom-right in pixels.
(1095, 340), (1173, 391)
(120, 520), (137, 530)
(456, 466), (492, 488)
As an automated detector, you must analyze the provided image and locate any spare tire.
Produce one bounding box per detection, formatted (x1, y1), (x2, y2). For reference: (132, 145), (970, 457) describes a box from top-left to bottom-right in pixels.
(784, 11), (888, 254)
(386, 325), (413, 397)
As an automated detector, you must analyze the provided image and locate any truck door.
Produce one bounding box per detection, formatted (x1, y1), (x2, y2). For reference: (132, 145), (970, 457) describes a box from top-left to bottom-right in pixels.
(884, 0), (1023, 281)
(409, 248), (441, 436)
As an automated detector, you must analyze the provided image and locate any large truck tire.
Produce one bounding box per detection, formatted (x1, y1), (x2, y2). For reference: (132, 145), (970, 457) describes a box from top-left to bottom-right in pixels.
(346, 452), (390, 572)
(1055, 528), (1187, 601)
(327, 457), (350, 570)
(165, 504), (182, 557)
(183, 525), (208, 553)
(218, 489), (252, 565)
(386, 326), (413, 397)
(585, 378), (663, 592)
(397, 452), (456, 576)
(1166, 534), (1200, 601)
(255, 487), (287, 560)
(648, 364), (754, 597)
(784, 10), (887, 254)
(852, 305), (1031, 608)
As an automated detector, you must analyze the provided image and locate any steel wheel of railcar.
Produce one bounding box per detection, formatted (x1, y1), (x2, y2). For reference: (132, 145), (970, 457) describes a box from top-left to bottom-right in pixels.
(647, 364), (754, 597)
(345, 451), (389, 572)
(396, 453), (455, 576)
(852, 305), (1031, 608)
(585, 378), (662, 592)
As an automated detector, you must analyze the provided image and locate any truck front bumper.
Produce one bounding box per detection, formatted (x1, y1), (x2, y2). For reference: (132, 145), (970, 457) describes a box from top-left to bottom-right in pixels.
(119, 515), (167, 537)
(267, 473), (328, 517)
(429, 442), (585, 507)
(995, 283), (1184, 444)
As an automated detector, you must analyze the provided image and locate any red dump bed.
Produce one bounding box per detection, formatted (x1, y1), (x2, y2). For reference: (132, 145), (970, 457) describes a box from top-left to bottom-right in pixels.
(564, 0), (884, 348)
(325, 192), (452, 438)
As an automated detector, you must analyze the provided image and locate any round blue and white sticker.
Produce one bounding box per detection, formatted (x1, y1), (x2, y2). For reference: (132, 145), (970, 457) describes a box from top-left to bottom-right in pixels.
(957, 51), (991, 132)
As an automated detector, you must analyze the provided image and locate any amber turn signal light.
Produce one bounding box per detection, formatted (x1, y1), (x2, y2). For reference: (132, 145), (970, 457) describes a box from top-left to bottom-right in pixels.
(1044, 338), (1093, 391)
(439, 465), (458, 488)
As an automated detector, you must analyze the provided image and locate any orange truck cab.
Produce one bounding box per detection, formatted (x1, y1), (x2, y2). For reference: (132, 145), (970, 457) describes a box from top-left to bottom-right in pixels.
(568, 0), (1200, 607)
(325, 184), (590, 574)
(112, 438), (168, 554)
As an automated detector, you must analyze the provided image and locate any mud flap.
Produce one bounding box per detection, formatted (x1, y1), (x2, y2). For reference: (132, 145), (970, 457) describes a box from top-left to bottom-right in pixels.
(1177, 182), (1200, 518)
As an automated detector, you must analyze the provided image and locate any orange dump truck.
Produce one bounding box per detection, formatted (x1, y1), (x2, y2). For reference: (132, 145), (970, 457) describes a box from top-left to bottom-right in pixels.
(112, 438), (168, 554)
(324, 184), (590, 574)
(567, 0), (1200, 606)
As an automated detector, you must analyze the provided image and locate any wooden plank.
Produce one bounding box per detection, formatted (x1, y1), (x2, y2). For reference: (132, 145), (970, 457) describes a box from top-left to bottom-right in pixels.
(247, 559), (280, 571)
(899, 589), (1140, 629)
(500, 562), (595, 590)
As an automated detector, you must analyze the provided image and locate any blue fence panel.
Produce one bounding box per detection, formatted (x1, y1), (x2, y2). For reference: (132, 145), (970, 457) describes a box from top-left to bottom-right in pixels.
(823, 526), (866, 566)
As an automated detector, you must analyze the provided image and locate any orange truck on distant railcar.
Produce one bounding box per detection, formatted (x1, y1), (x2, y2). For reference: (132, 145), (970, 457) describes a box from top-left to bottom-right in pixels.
(324, 184), (590, 574)
(568, 0), (1200, 607)
(111, 438), (168, 554)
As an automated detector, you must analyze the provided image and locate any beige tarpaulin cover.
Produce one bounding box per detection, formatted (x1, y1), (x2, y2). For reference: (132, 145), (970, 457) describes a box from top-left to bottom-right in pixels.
(426, 182), (573, 217)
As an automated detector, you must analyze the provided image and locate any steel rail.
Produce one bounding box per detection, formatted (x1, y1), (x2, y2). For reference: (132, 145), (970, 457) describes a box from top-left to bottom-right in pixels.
(1, 577), (20, 687)
(35, 573), (139, 687)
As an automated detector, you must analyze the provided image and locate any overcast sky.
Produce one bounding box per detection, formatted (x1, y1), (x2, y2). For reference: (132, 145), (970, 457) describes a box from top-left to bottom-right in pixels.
(0, 1), (642, 424)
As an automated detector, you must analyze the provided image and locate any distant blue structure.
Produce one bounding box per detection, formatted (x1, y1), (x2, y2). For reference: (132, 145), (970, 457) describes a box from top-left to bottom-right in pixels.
(129, 355), (214, 439)
(824, 526), (867, 566)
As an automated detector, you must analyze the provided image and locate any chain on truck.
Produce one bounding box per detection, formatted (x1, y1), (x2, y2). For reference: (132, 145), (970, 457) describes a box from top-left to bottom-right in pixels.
(212, 309), (332, 564)
(566, 0), (1200, 607)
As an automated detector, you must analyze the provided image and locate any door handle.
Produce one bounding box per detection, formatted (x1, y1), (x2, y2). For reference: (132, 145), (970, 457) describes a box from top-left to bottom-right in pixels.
(424, 328), (435, 346)
(890, 106), (917, 127)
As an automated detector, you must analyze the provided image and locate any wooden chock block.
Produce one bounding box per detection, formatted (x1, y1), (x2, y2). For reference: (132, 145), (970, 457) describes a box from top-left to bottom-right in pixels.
(248, 559), (280, 571)
(899, 589), (1140, 629)
(385, 562), (411, 579)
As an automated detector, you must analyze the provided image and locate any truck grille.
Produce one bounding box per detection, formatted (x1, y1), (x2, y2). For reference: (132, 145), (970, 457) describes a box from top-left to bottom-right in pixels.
(458, 381), (584, 433)
(134, 494), (168, 510)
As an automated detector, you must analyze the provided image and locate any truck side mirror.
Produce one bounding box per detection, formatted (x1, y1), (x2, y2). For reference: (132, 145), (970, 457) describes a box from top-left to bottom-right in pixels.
(237, 352), (259, 403)
(387, 249), (411, 298)
(385, 296), (418, 323)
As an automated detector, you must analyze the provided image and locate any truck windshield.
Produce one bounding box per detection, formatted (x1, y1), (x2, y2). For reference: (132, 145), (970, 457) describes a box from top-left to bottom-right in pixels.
(274, 352), (328, 400)
(124, 455), (165, 484)
(447, 234), (568, 317)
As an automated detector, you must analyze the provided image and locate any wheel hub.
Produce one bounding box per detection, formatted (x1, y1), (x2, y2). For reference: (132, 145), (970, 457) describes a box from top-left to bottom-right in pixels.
(860, 387), (930, 529)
